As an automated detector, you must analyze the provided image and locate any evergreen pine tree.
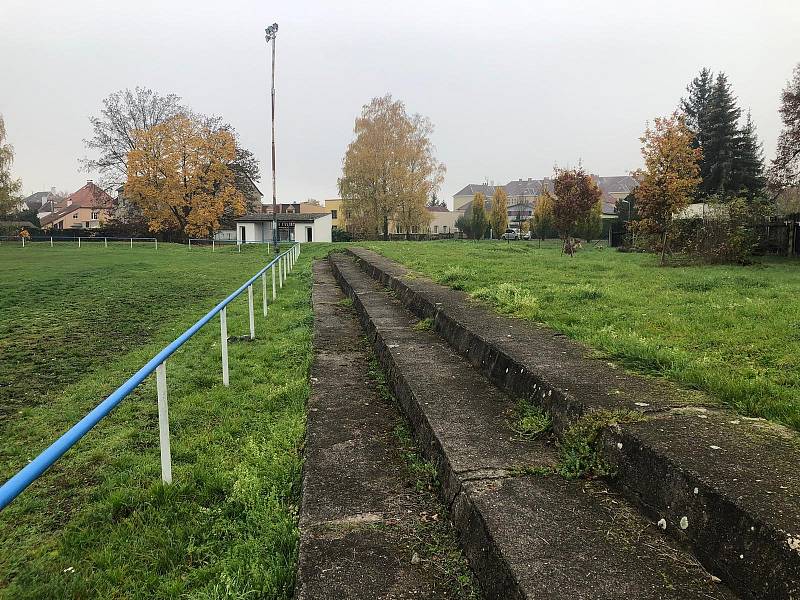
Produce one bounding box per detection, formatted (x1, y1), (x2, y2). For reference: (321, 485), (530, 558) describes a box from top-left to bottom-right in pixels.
(704, 72), (741, 197)
(733, 111), (766, 199)
(681, 68), (714, 196)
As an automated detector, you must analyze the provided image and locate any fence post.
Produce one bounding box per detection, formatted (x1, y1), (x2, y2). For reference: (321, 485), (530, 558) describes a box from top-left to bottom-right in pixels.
(78, 237), (81, 248)
(279, 256), (283, 289)
(130, 238), (133, 249)
(212, 239), (215, 252)
(50, 237), (53, 248)
(22, 236), (25, 248)
(188, 239), (191, 250)
(262, 272), (268, 316)
(220, 307), (229, 386)
(248, 285), (255, 340)
(104, 237), (108, 248)
(155, 361), (172, 484)
(272, 264), (277, 299)
(154, 239), (158, 250)
(238, 243), (241, 254)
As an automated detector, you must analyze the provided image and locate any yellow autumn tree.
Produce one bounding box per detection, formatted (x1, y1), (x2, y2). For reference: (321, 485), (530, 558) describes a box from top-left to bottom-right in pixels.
(489, 187), (509, 237)
(125, 114), (245, 237)
(338, 95), (444, 239)
(532, 187), (555, 247)
(633, 112), (702, 264)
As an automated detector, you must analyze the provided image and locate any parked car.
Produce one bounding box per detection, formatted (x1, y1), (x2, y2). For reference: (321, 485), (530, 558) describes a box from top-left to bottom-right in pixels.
(522, 230), (532, 241)
(501, 228), (518, 240)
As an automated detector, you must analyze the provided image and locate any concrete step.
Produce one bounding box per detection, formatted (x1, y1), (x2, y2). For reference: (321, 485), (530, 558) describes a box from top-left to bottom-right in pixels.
(342, 247), (800, 600)
(330, 253), (737, 600)
(296, 261), (476, 599)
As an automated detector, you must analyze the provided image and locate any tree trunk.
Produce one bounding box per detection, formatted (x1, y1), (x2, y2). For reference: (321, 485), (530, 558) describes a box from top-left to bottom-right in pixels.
(383, 214), (389, 241)
(660, 229), (668, 265)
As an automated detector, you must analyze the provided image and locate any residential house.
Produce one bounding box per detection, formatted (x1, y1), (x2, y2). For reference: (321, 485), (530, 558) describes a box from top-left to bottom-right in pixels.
(234, 212), (332, 244)
(453, 175), (638, 230)
(39, 181), (113, 230)
(18, 188), (58, 217)
(423, 205), (457, 235)
(323, 199), (345, 230)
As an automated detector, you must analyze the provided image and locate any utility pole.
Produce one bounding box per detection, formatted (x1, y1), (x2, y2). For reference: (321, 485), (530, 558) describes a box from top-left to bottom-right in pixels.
(265, 23), (279, 254)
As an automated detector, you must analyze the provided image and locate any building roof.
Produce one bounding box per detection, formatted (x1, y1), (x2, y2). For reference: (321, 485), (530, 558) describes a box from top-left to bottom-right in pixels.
(234, 212), (330, 222)
(426, 205), (450, 213)
(453, 183), (497, 197)
(39, 182), (113, 226)
(23, 191), (50, 210)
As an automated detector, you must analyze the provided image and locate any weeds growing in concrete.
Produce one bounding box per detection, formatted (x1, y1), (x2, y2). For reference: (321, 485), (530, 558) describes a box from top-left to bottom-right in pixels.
(558, 410), (643, 479)
(413, 317), (433, 331)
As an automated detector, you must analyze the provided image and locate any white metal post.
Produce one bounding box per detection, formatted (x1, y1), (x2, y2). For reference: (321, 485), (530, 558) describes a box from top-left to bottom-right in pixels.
(78, 237), (81, 248)
(156, 361), (172, 484)
(188, 239), (191, 250)
(104, 237), (108, 248)
(212, 239), (215, 252)
(50, 237), (53, 247)
(155, 239), (158, 250)
(248, 285), (255, 340)
(262, 272), (268, 316)
(220, 308), (229, 386)
(130, 238), (133, 249)
(272, 265), (277, 299)
(279, 256), (283, 289)
(238, 243), (241, 254)
(21, 236), (25, 248)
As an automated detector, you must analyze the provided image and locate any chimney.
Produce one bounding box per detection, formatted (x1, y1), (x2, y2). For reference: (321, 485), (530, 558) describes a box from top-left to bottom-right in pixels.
(87, 179), (93, 186)
(528, 177), (532, 181)
(50, 186), (56, 194)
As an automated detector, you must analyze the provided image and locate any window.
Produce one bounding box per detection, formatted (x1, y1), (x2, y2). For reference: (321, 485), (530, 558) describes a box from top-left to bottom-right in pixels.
(91, 211), (99, 219)
(331, 209), (338, 219)
(434, 225), (438, 233)
(73, 213), (79, 219)
(85, 221), (90, 228)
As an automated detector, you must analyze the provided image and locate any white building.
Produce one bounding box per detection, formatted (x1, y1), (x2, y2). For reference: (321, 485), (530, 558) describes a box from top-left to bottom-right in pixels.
(234, 212), (332, 244)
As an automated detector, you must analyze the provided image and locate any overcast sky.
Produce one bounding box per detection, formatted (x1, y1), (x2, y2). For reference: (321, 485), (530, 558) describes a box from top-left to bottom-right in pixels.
(2, 0), (798, 208)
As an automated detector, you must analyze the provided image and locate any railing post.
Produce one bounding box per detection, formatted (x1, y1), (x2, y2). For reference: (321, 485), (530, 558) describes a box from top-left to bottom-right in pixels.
(188, 239), (191, 250)
(279, 256), (283, 289)
(78, 237), (81, 248)
(155, 361), (172, 484)
(50, 237), (53, 248)
(272, 264), (277, 299)
(155, 239), (158, 250)
(21, 236), (25, 248)
(212, 239), (215, 252)
(130, 238), (133, 249)
(248, 284), (255, 340)
(262, 272), (268, 316)
(220, 307), (229, 386)
(104, 237), (108, 248)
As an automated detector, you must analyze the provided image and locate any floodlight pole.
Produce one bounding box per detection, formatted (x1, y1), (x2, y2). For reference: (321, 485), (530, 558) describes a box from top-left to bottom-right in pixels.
(266, 23), (279, 255)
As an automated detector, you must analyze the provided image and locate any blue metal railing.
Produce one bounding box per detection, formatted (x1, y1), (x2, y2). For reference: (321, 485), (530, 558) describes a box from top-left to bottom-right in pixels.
(0, 243), (300, 510)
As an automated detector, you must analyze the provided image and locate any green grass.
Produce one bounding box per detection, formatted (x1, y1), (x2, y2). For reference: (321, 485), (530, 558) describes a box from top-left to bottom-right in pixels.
(0, 242), (332, 599)
(359, 240), (800, 431)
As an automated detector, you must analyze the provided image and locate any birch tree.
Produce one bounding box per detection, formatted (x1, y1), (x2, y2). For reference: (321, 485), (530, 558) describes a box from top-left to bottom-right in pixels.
(338, 95), (444, 239)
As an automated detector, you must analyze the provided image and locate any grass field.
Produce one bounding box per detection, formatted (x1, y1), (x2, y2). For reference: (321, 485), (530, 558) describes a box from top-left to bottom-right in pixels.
(1, 242), (330, 599)
(361, 240), (800, 432)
